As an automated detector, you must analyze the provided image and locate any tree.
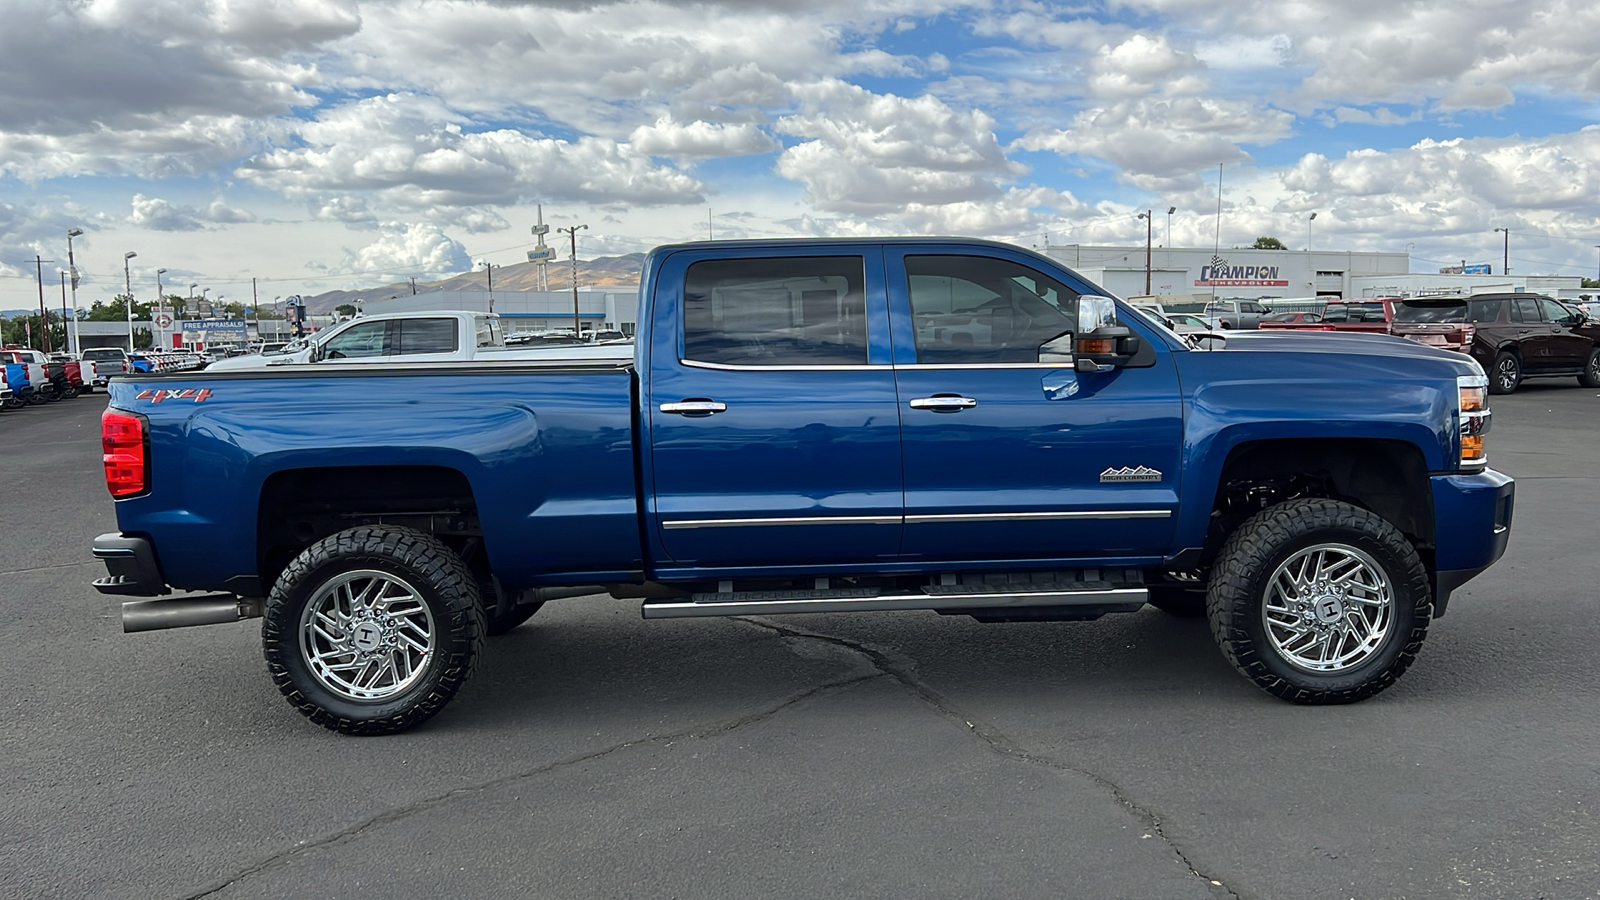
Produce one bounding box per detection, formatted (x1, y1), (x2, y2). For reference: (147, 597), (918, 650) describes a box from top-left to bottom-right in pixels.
(86, 294), (155, 322)
(335, 304), (358, 318)
(1583, 278), (1600, 289)
(1251, 236), (1287, 250)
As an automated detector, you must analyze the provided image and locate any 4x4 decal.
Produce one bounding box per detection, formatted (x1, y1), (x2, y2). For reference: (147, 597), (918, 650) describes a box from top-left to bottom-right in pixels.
(135, 388), (212, 403)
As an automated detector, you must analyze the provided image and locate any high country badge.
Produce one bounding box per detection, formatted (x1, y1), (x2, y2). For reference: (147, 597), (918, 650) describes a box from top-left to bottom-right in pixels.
(1100, 465), (1162, 483)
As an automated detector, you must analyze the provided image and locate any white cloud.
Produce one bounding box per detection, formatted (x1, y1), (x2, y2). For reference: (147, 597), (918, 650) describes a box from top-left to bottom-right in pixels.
(237, 93), (706, 207)
(775, 80), (1025, 213)
(334, 221), (472, 278)
(128, 193), (259, 231)
(629, 117), (780, 161)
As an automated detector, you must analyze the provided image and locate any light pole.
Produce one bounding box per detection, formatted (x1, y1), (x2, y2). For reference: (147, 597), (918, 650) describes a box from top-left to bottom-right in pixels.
(123, 251), (137, 351)
(1307, 212), (1317, 251)
(479, 260), (497, 313)
(155, 268), (168, 349)
(1135, 210), (1152, 295)
(66, 228), (83, 354)
(558, 224), (589, 334)
(1593, 245), (1598, 283)
(1166, 206), (1175, 247)
(1494, 227), (1510, 275)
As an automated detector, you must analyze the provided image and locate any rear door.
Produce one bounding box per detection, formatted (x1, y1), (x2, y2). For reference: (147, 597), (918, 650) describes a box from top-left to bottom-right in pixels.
(645, 246), (904, 570)
(886, 245), (1182, 564)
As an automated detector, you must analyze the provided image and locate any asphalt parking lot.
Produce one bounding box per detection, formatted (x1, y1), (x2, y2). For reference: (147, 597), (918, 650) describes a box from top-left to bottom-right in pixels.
(2, 383), (1597, 900)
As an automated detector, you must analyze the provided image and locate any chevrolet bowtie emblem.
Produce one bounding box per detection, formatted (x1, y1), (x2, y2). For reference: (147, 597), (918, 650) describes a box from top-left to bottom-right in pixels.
(1100, 465), (1162, 483)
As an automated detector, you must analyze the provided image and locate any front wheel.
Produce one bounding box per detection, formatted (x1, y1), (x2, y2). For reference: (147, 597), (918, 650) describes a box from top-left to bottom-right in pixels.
(262, 526), (485, 734)
(1490, 351), (1520, 394)
(1207, 498), (1430, 704)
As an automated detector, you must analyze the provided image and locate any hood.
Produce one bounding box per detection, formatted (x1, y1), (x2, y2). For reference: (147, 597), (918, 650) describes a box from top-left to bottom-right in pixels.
(1202, 329), (1475, 365)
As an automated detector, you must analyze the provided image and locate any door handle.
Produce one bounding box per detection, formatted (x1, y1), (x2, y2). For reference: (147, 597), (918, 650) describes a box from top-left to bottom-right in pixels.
(909, 395), (978, 411)
(659, 400), (727, 415)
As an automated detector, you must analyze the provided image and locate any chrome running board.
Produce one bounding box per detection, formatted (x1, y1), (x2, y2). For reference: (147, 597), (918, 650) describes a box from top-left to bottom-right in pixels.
(641, 583), (1148, 619)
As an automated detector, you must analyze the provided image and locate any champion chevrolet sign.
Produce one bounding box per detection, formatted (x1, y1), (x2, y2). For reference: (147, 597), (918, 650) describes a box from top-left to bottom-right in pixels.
(1196, 255), (1290, 288)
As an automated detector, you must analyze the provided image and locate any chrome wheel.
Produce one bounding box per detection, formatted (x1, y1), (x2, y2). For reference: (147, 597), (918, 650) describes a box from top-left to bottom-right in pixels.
(1262, 543), (1393, 673)
(298, 569), (436, 702)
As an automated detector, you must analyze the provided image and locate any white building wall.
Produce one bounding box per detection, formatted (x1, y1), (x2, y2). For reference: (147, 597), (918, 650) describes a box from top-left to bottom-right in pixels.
(1045, 246), (1410, 300)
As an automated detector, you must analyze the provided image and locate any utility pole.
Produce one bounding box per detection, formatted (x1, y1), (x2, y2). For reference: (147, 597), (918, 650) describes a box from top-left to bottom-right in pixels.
(35, 255), (52, 352)
(60, 271), (67, 354)
(252, 277), (260, 338)
(479, 261), (496, 314)
(410, 276), (418, 295)
(558, 224), (588, 335)
(1136, 210), (1152, 295)
(1493, 228), (1510, 275)
(66, 228), (83, 355)
(155, 268), (167, 349)
(123, 251), (138, 351)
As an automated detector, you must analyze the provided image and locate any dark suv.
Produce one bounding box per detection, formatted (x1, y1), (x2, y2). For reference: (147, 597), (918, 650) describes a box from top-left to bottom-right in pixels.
(1391, 293), (1600, 394)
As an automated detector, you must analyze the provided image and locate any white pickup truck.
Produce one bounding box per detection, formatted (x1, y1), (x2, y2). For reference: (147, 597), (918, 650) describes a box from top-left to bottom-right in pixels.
(209, 311), (631, 371)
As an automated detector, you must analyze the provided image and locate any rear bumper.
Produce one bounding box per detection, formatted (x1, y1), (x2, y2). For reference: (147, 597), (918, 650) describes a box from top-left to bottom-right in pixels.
(91, 533), (169, 597)
(1429, 469), (1514, 616)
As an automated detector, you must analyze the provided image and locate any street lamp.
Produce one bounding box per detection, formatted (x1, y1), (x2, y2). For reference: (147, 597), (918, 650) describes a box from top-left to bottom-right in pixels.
(1166, 206), (1175, 247)
(558, 224), (589, 334)
(1307, 212), (1317, 251)
(155, 268), (168, 348)
(1494, 227), (1510, 275)
(478, 260), (497, 313)
(1135, 210), (1153, 295)
(66, 228), (84, 354)
(123, 251), (137, 351)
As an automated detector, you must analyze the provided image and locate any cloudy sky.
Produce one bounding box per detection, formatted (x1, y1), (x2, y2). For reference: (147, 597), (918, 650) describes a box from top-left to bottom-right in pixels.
(4, 0), (1600, 310)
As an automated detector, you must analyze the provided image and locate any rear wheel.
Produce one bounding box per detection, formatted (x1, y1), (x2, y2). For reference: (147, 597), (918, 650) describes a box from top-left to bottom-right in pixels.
(1207, 498), (1430, 704)
(263, 526), (484, 734)
(1579, 347), (1600, 388)
(1490, 351), (1520, 394)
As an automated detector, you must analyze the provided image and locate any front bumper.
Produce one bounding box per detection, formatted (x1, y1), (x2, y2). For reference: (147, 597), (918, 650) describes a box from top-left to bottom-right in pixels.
(1429, 469), (1514, 616)
(91, 533), (169, 597)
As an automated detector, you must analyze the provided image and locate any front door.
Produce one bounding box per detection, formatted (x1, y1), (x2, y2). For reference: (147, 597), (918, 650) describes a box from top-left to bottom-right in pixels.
(886, 247), (1183, 564)
(646, 248), (904, 570)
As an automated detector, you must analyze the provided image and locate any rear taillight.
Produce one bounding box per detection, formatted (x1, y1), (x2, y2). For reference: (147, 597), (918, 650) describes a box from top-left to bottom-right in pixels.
(102, 409), (149, 498)
(1461, 325), (1476, 344)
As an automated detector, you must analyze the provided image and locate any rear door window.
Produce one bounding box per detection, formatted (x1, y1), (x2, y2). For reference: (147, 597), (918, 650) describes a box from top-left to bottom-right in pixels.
(682, 256), (868, 366)
(396, 318), (459, 355)
(1512, 297), (1544, 324)
(1467, 300), (1503, 323)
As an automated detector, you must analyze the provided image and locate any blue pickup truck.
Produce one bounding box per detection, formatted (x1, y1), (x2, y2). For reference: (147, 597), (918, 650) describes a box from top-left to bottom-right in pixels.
(92, 238), (1513, 733)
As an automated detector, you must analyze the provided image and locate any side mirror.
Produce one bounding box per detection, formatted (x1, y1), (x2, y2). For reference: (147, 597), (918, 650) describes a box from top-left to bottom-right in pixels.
(1072, 295), (1141, 369)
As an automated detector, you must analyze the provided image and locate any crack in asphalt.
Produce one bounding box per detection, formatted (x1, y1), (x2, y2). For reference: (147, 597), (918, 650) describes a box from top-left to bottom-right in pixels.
(180, 670), (883, 900)
(732, 616), (1243, 900)
(0, 561), (98, 576)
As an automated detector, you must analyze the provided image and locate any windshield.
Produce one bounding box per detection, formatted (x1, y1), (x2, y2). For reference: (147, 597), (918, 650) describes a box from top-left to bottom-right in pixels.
(1393, 301), (1467, 324)
(1321, 302), (1386, 323)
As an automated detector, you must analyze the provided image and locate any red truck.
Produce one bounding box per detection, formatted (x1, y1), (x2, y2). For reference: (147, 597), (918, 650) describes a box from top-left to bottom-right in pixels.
(1257, 298), (1399, 333)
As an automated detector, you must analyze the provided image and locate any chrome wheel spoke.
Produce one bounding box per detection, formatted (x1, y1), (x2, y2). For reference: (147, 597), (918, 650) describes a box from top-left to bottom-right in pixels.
(1262, 543), (1393, 674)
(299, 569), (435, 702)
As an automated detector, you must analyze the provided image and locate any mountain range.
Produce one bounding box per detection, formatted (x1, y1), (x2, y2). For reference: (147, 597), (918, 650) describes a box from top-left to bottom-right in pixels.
(300, 253), (647, 314)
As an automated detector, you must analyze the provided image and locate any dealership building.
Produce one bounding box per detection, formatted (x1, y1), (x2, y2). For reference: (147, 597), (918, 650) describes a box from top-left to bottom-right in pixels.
(1042, 245), (1411, 302)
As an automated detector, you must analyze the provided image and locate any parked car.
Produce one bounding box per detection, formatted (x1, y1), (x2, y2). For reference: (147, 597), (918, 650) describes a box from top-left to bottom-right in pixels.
(80, 347), (130, 386)
(1390, 293), (1600, 393)
(0, 349), (58, 402)
(1202, 299), (1271, 329)
(96, 236), (1512, 734)
(1257, 299), (1397, 334)
(1163, 312), (1216, 334)
(2, 360), (30, 408)
(1261, 312), (1322, 325)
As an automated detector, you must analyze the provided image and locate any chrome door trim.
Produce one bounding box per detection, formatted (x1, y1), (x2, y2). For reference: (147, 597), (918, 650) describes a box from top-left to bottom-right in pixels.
(893, 362), (1079, 370)
(904, 510), (1172, 524)
(680, 359), (883, 372)
(662, 514), (902, 530)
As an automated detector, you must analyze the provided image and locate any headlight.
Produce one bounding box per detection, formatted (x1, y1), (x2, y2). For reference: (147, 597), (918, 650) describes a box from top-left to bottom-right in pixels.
(1458, 374), (1489, 468)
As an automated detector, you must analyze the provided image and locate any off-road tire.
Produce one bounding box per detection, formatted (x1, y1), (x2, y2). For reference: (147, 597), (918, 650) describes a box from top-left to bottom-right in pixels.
(1146, 584), (1207, 617)
(1490, 351), (1520, 394)
(263, 525), (485, 735)
(479, 573), (544, 636)
(1579, 347), (1600, 388)
(1207, 498), (1431, 704)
